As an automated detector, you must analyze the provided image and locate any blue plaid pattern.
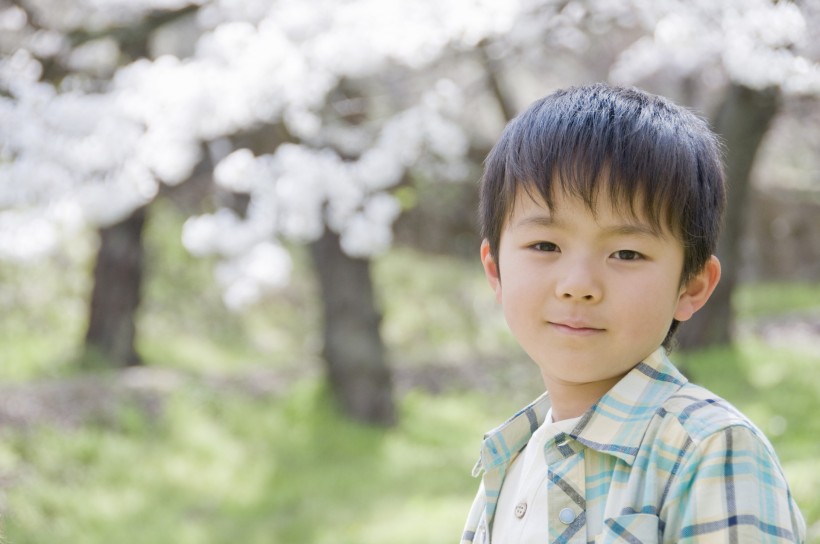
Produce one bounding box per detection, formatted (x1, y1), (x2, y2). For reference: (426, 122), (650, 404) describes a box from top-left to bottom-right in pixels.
(461, 349), (806, 543)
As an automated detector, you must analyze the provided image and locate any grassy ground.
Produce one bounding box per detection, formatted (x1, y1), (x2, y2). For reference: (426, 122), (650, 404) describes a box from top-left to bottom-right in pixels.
(0, 204), (818, 542)
(0, 380), (508, 543)
(0, 341), (818, 543)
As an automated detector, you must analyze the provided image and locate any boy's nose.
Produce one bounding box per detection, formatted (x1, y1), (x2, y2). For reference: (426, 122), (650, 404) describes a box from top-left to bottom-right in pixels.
(554, 260), (602, 302)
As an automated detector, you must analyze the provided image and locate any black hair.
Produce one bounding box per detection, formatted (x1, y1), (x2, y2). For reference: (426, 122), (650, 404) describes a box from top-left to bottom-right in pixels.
(479, 83), (725, 348)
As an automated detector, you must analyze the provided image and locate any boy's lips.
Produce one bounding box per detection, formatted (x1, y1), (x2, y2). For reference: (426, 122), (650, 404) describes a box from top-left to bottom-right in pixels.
(549, 319), (605, 335)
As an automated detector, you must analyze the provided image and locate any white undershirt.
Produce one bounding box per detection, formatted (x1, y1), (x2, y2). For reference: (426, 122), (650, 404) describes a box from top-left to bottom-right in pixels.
(491, 409), (582, 544)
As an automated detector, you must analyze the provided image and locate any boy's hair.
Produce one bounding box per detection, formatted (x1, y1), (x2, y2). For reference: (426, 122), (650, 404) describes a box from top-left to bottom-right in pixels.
(479, 83), (726, 347)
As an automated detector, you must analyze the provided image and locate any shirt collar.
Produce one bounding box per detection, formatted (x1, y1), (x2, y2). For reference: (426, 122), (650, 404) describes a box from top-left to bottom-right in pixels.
(475, 348), (688, 476)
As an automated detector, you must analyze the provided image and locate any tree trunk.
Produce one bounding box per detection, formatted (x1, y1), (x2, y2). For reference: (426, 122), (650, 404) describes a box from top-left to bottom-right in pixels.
(84, 206), (147, 367)
(677, 84), (780, 350)
(309, 228), (396, 426)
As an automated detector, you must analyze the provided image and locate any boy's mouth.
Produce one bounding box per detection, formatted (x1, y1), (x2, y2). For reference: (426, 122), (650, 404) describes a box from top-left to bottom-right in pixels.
(549, 320), (604, 335)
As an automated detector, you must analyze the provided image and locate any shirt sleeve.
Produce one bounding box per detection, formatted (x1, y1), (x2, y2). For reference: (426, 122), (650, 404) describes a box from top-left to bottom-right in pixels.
(662, 424), (806, 543)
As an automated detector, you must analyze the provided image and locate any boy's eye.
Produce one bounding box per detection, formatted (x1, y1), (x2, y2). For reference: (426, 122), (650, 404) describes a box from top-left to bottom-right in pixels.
(612, 249), (644, 261)
(531, 242), (559, 252)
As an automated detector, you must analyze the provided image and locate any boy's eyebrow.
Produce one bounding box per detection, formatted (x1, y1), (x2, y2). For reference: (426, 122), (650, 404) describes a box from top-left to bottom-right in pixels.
(513, 214), (664, 239)
(512, 214), (558, 229)
(601, 224), (664, 239)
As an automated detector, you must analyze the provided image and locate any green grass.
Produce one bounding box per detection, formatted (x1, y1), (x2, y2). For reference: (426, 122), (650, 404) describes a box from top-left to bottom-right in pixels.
(0, 382), (518, 544)
(2, 345), (818, 542)
(734, 282), (820, 319)
(1, 342), (818, 542)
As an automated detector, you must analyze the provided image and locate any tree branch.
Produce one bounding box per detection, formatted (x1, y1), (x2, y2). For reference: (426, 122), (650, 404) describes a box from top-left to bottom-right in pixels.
(6, 0), (200, 83)
(477, 40), (517, 123)
(66, 3), (200, 59)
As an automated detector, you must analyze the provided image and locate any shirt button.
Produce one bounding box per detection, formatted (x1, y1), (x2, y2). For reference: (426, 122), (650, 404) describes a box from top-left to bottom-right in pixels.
(514, 502), (527, 518)
(558, 507), (576, 524)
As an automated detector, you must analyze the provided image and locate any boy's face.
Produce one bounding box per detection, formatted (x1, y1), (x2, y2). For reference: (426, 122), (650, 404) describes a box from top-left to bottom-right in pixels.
(481, 187), (719, 413)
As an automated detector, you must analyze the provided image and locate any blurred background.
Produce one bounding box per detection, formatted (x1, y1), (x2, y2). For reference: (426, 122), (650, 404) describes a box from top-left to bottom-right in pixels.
(1, 0), (818, 542)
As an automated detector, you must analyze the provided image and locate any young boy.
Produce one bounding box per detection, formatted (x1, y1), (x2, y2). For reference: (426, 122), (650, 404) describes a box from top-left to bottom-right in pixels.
(462, 84), (806, 543)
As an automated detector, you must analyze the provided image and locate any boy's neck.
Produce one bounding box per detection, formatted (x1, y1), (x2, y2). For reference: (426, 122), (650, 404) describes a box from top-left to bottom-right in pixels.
(543, 372), (627, 422)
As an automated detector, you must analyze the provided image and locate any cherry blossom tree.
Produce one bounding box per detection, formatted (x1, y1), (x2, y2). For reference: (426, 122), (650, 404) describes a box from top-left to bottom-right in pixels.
(1, 0), (208, 367)
(2, 0), (817, 425)
(0, 0), (521, 424)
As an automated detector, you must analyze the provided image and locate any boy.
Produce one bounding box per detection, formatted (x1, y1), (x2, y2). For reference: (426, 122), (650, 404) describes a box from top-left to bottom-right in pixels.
(462, 84), (806, 543)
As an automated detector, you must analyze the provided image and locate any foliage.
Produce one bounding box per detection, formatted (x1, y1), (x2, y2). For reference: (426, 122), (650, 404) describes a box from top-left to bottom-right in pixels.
(1, 340), (818, 543)
(0, 381), (508, 544)
(0, 0), (494, 308)
(734, 281), (820, 319)
(137, 198), (322, 373)
(2, 0), (819, 307)
(0, 226), (92, 381)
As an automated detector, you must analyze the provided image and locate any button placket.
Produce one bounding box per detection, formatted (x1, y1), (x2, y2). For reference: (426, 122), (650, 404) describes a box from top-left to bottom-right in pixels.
(547, 451), (587, 543)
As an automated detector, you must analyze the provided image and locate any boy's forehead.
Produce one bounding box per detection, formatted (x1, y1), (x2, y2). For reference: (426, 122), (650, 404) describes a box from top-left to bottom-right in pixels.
(505, 185), (673, 237)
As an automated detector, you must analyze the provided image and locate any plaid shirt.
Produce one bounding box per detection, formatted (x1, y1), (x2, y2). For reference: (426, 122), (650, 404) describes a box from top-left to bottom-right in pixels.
(461, 348), (806, 543)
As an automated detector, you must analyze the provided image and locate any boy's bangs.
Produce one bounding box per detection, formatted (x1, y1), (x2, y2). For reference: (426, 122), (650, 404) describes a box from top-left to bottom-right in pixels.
(503, 135), (685, 239)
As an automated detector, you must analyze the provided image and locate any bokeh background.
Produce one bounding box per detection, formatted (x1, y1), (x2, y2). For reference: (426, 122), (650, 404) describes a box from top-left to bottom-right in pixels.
(1, 0), (819, 542)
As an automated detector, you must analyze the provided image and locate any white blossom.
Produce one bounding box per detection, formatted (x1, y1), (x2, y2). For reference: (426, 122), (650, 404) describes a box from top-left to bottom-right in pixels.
(610, 0), (820, 96)
(214, 240), (292, 310)
(0, 49), (44, 91)
(66, 37), (121, 75)
(0, 209), (59, 262)
(182, 207), (274, 258)
(214, 148), (259, 192)
(0, 5), (28, 32)
(4, 0), (815, 308)
(338, 192), (401, 257)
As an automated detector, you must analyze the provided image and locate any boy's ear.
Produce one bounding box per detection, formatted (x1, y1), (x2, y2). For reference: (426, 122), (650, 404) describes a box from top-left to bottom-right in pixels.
(674, 255), (721, 322)
(480, 239), (503, 302)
